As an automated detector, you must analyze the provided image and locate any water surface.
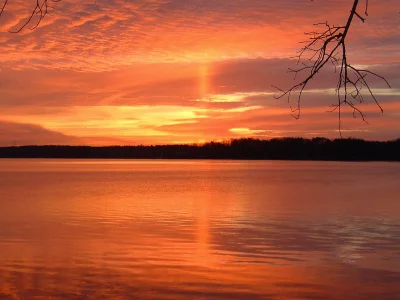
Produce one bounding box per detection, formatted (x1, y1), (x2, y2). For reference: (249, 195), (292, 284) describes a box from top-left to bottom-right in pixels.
(1, 159), (400, 299)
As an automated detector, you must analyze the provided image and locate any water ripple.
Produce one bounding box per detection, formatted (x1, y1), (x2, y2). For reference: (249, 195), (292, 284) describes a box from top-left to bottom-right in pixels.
(1, 160), (400, 299)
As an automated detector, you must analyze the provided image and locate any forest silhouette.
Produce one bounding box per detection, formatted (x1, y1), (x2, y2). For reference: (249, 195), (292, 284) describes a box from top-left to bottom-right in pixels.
(1, 138), (399, 161)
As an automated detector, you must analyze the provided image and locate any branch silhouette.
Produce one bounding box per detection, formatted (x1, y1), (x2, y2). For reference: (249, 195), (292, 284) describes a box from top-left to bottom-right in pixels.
(273, 0), (391, 136)
(0, 0), (61, 33)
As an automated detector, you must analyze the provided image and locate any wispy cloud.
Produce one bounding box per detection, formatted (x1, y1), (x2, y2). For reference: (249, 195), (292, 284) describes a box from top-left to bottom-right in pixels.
(0, 0), (398, 70)
(0, 1), (399, 144)
(0, 121), (80, 146)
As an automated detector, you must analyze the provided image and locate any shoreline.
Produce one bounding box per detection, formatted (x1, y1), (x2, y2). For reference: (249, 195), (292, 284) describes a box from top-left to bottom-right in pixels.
(1, 138), (399, 161)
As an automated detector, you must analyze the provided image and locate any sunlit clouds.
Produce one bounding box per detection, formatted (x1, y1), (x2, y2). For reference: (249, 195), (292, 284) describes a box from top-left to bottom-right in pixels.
(0, 0), (399, 145)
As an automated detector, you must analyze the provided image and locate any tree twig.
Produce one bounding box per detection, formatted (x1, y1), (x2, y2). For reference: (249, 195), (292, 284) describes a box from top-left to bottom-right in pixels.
(273, 0), (390, 137)
(1, 0), (61, 33)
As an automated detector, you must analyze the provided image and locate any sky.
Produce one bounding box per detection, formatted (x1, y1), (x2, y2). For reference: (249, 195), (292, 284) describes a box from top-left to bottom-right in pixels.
(0, 0), (399, 146)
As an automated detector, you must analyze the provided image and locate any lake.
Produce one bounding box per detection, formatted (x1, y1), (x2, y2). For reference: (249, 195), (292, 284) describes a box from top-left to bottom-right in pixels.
(0, 159), (400, 299)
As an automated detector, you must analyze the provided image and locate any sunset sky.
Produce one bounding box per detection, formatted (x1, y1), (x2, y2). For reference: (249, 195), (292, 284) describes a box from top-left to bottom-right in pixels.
(0, 0), (399, 145)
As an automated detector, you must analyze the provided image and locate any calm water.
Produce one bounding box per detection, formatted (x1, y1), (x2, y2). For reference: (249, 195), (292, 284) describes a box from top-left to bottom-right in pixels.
(0, 159), (400, 299)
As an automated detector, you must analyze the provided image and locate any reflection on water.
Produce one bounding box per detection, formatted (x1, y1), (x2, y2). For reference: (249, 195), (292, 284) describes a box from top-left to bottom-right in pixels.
(0, 159), (400, 299)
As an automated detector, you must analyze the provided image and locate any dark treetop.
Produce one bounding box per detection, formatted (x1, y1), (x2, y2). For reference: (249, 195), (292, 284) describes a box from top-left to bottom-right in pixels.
(0, 138), (399, 161)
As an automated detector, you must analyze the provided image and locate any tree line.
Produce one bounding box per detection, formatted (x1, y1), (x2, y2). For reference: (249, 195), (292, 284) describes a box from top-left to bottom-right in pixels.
(1, 138), (399, 161)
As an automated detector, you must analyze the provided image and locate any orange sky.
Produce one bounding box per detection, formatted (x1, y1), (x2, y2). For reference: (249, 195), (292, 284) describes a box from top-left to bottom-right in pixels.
(0, 0), (399, 145)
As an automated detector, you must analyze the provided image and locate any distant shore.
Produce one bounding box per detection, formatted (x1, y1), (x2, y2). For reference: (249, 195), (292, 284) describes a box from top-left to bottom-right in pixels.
(0, 138), (399, 161)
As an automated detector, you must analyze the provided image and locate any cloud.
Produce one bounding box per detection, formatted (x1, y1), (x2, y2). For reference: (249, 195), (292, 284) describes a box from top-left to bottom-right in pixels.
(0, 0), (398, 70)
(0, 0), (398, 144)
(0, 121), (81, 146)
(1, 58), (399, 109)
(1, 57), (399, 144)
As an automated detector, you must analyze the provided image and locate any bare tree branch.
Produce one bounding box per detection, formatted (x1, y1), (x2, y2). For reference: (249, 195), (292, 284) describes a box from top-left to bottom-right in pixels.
(273, 0), (391, 136)
(1, 0), (61, 33)
(0, 0), (9, 18)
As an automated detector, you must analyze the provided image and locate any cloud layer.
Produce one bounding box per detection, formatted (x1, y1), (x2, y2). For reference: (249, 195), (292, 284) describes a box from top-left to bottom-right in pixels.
(0, 0), (399, 144)
(1, 0), (399, 70)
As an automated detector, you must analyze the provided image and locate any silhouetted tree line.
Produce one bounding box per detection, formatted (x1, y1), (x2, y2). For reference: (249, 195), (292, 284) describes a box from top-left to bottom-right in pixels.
(0, 138), (399, 161)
